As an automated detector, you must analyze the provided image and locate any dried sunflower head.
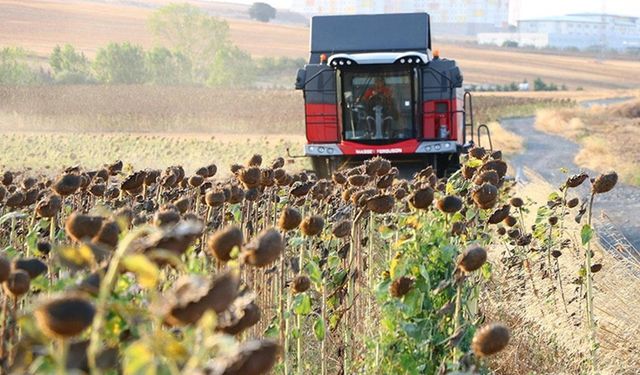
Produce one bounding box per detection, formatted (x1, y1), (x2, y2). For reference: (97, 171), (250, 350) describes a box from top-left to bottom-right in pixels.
(34, 293), (95, 339)
(471, 323), (510, 357)
(592, 171), (618, 194)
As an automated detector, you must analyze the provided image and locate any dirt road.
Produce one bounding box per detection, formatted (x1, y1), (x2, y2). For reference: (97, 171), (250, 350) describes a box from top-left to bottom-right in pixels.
(501, 100), (640, 252)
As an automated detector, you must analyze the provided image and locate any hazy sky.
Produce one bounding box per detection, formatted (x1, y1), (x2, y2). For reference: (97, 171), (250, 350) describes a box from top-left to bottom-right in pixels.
(229, 0), (640, 22)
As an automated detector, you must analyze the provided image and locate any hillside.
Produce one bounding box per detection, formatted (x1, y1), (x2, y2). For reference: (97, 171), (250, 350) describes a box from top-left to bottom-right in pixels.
(0, 0), (308, 58)
(2, 0), (640, 89)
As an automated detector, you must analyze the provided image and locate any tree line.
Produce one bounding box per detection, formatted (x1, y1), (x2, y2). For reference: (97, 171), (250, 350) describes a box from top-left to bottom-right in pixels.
(0, 3), (304, 87)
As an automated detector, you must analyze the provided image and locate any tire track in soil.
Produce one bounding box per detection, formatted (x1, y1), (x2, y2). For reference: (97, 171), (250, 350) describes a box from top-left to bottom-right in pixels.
(500, 98), (640, 252)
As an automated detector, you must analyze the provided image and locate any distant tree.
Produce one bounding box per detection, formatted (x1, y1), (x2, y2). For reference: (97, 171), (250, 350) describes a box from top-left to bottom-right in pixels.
(533, 77), (546, 91)
(148, 3), (230, 81)
(0, 47), (38, 84)
(93, 42), (147, 84)
(145, 47), (192, 84)
(249, 2), (276, 23)
(50, 44), (89, 74)
(207, 45), (255, 86)
(49, 44), (94, 83)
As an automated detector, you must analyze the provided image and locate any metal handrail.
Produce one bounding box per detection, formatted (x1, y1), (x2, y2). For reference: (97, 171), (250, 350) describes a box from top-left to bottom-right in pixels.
(477, 124), (493, 152)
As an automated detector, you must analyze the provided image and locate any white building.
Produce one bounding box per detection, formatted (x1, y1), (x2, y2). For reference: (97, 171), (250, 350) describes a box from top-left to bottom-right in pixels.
(292, 0), (510, 35)
(478, 14), (640, 50)
(477, 32), (548, 48)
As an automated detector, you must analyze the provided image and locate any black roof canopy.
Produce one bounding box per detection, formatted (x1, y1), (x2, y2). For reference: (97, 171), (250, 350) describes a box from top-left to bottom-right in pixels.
(310, 13), (431, 60)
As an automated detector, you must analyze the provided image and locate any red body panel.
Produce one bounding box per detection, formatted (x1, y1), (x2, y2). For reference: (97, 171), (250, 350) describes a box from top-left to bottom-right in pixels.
(339, 140), (419, 155)
(304, 98), (463, 153)
(422, 99), (459, 140)
(305, 103), (339, 143)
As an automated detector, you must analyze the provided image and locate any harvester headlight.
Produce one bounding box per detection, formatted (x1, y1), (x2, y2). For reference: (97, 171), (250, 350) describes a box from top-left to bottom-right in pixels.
(318, 146), (326, 153)
(444, 142), (450, 148)
(400, 58), (405, 64)
(331, 61), (338, 66)
(339, 60), (344, 65)
(327, 147), (334, 154)
(415, 58), (421, 63)
(425, 146), (432, 152)
(309, 146), (316, 153)
(435, 144), (441, 151)
(407, 58), (413, 63)
(346, 60), (352, 65)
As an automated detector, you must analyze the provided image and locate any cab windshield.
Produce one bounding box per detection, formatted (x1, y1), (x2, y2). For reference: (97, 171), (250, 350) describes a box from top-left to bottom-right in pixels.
(341, 69), (415, 142)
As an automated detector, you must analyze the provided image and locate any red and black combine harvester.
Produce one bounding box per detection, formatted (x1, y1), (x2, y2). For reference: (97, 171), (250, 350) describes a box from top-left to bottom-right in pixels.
(295, 12), (488, 177)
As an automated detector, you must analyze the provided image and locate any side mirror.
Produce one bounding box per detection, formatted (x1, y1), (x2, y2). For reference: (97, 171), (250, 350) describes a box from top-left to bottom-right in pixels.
(295, 68), (306, 90)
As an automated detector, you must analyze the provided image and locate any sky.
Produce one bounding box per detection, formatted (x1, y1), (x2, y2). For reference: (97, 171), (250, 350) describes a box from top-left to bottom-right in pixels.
(226, 0), (640, 23)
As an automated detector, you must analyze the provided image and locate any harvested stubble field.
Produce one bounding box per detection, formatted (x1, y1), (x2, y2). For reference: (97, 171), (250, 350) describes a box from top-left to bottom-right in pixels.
(0, 86), (569, 133)
(0, 85), (571, 173)
(0, 86), (302, 134)
(535, 99), (640, 186)
(3, 0), (640, 89)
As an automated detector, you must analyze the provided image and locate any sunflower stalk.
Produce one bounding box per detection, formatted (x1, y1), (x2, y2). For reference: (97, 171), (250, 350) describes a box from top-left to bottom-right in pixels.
(0, 296), (8, 360)
(452, 281), (463, 360)
(87, 226), (150, 374)
(296, 237), (309, 375)
(56, 339), (69, 375)
(585, 192), (598, 371)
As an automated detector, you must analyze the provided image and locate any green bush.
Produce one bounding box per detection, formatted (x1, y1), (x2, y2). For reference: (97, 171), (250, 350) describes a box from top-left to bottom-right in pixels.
(54, 71), (96, 84)
(50, 44), (94, 84)
(256, 56), (305, 73)
(534, 77), (559, 91)
(94, 42), (147, 84)
(0, 47), (39, 84)
(50, 44), (89, 75)
(145, 47), (192, 84)
(207, 46), (255, 86)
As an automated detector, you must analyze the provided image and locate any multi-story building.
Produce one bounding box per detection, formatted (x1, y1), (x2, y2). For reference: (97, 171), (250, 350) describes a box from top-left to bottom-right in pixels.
(292, 0), (510, 35)
(478, 13), (640, 51)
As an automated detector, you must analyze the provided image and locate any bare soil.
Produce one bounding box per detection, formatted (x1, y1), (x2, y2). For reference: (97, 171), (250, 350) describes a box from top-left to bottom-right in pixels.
(3, 0), (640, 88)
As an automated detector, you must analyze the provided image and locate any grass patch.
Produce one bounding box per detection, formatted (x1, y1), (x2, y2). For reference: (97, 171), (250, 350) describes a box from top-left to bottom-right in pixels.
(484, 121), (524, 155)
(471, 97), (573, 155)
(483, 172), (640, 374)
(534, 100), (640, 186)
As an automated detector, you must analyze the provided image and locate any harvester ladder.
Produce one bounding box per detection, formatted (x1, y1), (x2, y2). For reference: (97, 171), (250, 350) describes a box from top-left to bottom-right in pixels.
(463, 91), (474, 145)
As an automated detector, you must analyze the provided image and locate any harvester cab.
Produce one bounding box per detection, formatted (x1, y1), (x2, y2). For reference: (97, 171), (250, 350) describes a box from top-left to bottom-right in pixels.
(295, 13), (485, 178)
